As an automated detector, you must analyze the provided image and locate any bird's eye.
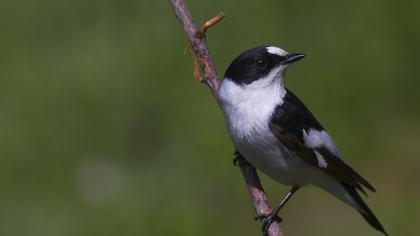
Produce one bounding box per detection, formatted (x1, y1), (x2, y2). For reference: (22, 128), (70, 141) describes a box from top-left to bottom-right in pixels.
(256, 57), (267, 69)
(278, 56), (287, 62)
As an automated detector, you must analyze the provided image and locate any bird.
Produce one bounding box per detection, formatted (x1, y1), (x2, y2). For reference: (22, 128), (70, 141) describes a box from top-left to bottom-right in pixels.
(218, 46), (387, 235)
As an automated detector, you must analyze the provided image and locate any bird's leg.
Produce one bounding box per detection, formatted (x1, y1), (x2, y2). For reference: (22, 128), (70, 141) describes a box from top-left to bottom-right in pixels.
(255, 185), (300, 236)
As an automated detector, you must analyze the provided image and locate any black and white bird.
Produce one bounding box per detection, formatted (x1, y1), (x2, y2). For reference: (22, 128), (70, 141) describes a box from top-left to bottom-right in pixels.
(218, 46), (387, 235)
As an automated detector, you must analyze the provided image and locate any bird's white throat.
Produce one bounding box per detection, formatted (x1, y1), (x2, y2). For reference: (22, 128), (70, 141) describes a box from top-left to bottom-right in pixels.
(218, 70), (286, 140)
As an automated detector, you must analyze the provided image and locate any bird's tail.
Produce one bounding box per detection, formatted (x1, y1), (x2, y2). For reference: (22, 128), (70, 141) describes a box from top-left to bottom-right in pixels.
(341, 183), (388, 236)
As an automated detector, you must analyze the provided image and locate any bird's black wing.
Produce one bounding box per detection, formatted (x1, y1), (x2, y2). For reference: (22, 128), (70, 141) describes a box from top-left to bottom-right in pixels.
(269, 89), (375, 193)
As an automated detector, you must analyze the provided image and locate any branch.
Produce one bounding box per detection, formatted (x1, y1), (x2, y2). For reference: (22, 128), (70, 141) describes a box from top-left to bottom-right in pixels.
(168, 1), (283, 236)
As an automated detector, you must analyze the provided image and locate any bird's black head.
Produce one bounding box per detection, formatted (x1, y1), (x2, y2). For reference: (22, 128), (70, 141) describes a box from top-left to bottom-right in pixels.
(224, 46), (305, 85)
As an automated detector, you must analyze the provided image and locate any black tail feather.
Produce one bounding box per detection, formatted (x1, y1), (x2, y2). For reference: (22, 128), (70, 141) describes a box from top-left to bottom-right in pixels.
(342, 183), (388, 236)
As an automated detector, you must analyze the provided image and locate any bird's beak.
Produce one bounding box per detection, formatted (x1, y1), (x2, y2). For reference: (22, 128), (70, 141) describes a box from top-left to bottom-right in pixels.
(281, 53), (305, 65)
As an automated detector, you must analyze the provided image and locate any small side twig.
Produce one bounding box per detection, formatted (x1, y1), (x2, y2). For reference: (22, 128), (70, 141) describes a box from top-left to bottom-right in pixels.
(191, 12), (225, 82)
(168, 1), (283, 235)
(198, 12), (225, 37)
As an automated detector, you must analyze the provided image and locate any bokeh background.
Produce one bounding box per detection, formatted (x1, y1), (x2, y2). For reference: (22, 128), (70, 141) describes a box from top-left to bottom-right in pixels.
(1, 0), (419, 235)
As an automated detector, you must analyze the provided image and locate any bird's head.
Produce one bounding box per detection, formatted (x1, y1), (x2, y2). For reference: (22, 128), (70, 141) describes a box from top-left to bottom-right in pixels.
(224, 46), (305, 86)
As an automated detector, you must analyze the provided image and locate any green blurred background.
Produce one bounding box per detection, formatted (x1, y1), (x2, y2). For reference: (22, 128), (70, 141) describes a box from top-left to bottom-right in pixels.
(0, 0), (419, 235)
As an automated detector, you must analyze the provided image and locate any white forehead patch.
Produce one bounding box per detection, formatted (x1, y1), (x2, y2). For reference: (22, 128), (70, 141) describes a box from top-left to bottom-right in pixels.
(266, 46), (287, 56)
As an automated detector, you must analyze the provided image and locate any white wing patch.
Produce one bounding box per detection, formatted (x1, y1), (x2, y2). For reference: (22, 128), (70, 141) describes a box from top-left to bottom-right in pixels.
(302, 128), (341, 158)
(314, 151), (328, 168)
(266, 46), (287, 56)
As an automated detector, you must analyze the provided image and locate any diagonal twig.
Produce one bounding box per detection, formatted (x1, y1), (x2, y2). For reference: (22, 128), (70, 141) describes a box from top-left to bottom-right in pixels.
(168, 1), (283, 235)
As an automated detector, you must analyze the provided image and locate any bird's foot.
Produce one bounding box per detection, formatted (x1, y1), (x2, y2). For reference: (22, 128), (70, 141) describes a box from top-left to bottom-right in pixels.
(254, 212), (282, 236)
(233, 151), (251, 166)
(232, 156), (239, 166)
(233, 151), (240, 166)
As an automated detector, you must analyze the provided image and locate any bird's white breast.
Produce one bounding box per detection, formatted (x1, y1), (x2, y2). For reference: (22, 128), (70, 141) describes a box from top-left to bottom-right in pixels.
(219, 78), (314, 185)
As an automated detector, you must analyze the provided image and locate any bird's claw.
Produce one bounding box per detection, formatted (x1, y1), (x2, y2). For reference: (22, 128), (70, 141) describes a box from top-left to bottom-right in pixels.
(233, 151), (240, 166)
(233, 156), (239, 166)
(254, 212), (282, 236)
